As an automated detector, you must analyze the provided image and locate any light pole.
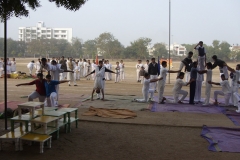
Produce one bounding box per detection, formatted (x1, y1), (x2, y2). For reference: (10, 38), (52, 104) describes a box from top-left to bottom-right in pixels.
(168, 0), (171, 84)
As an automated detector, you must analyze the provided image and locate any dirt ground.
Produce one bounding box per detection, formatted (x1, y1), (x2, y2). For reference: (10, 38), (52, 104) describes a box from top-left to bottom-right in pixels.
(0, 58), (240, 160)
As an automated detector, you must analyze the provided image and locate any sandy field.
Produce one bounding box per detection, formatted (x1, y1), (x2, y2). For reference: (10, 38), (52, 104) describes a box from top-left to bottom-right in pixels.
(0, 58), (240, 160)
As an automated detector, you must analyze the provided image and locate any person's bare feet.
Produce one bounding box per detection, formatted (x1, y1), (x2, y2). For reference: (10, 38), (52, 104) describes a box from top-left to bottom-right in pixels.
(178, 101), (183, 104)
(213, 102), (218, 105)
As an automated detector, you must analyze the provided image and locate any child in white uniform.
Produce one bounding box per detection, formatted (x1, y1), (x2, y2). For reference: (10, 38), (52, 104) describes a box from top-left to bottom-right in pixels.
(119, 60), (125, 81)
(158, 61), (180, 104)
(208, 74), (231, 106)
(115, 62), (120, 83)
(136, 60), (143, 82)
(133, 73), (162, 103)
(164, 72), (192, 104)
(11, 58), (16, 73)
(27, 60), (35, 75)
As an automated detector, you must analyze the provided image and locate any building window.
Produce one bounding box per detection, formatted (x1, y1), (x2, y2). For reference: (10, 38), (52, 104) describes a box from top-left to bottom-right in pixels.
(19, 29), (22, 33)
(47, 30), (51, 32)
(47, 35), (51, 37)
(61, 30), (66, 33)
(61, 35), (66, 38)
(54, 30), (59, 33)
(54, 35), (58, 37)
(42, 30), (46, 33)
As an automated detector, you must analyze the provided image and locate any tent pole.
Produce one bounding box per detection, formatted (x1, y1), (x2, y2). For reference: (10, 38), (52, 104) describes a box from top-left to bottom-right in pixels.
(4, 12), (8, 130)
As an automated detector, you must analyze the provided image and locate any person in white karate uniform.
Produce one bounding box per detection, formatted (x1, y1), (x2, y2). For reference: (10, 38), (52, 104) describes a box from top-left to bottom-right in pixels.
(115, 62), (120, 83)
(27, 60), (35, 75)
(196, 62), (213, 105)
(133, 73), (162, 103)
(136, 60), (143, 82)
(11, 58), (16, 73)
(78, 59), (84, 77)
(67, 58), (77, 86)
(119, 60), (125, 81)
(85, 60), (116, 101)
(45, 74), (69, 107)
(74, 61), (80, 80)
(163, 72), (192, 104)
(144, 60), (149, 73)
(83, 59), (87, 76)
(226, 64), (240, 107)
(158, 61), (180, 104)
(208, 74), (231, 106)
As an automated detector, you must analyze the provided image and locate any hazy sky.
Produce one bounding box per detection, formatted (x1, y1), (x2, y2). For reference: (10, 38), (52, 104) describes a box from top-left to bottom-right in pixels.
(0, 0), (239, 47)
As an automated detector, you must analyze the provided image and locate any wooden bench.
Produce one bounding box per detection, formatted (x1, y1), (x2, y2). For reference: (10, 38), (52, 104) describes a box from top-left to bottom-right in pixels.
(58, 108), (78, 132)
(0, 130), (26, 151)
(20, 133), (52, 153)
(11, 115), (35, 132)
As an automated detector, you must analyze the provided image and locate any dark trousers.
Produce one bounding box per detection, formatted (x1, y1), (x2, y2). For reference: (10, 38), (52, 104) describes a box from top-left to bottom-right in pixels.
(189, 81), (196, 104)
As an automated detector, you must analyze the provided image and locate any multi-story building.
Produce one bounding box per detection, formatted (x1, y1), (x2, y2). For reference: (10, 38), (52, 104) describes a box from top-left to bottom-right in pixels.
(18, 21), (72, 43)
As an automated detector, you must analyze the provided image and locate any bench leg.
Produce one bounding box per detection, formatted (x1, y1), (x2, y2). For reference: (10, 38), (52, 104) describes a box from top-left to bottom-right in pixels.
(48, 138), (52, 148)
(15, 139), (19, 151)
(25, 121), (29, 132)
(11, 120), (14, 132)
(19, 139), (23, 151)
(76, 120), (78, 128)
(40, 142), (44, 153)
(0, 140), (2, 151)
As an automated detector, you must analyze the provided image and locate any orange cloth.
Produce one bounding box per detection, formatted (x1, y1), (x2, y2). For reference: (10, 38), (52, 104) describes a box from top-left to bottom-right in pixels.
(82, 106), (137, 119)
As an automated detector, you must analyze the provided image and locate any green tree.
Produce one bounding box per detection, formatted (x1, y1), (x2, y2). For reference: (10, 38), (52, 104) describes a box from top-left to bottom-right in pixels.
(0, 0), (87, 21)
(129, 38), (152, 59)
(72, 37), (83, 57)
(153, 43), (168, 58)
(83, 40), (97, 59)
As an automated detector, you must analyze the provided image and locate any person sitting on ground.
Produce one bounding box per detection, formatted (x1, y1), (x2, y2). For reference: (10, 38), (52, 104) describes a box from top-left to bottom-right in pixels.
(163, 72), (192, 104)
(208, 74), (231, 106)
(132, 73), (162, 103)
(45, 74), (69, 107)
(16, 73), (46, 102)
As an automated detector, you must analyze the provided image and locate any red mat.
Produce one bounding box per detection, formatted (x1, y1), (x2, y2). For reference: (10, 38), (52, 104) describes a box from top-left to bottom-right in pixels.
(0, 101), (23, 112)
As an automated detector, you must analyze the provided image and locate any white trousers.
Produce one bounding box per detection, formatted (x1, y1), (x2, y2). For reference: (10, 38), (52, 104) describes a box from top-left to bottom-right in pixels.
(60, 72), (67, 80)
(120, 71), (125, 81)
(136, 69), (140, 81)
(28, 91), (46, 102)
(68, 73), (76, 85)
(150, 74), (158, 90)
(194, 80), (202, 102)
(74, 72), (80, 80)
(233, 92), (240, 110)
(135, 89), (154, 102)
(29, 68), (33, 75)
(185, 72), (190, 82)
(231, 84), (239, 106)
(220, 66), (229, 79)
(158, 80), (166, 102)
(45, 92), (57, 107)
(115, 73), (120, 82)
(166, 90), (188, 103)
(79, 68), (84, 77)
(204, 83), (212, 105)
(109, 72), (112, 80)
(140, 76), (144, 84)
(214, 91), (231, 105)
(198, 56), (205, 70)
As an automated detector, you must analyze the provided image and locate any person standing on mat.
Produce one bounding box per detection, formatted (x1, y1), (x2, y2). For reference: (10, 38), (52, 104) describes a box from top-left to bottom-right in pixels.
(148, 58), (160, 92)
(194, 41), (206, 70)
(16, 73), (46, 102)
(189, 61), (198, 104)
(208, 74), (231, 106)
(158, 61), (180, 104)
(136, 60), (143, 82)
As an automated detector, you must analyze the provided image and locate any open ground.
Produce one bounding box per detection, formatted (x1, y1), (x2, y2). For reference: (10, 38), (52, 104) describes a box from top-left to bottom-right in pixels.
(0, 58), (240, 160)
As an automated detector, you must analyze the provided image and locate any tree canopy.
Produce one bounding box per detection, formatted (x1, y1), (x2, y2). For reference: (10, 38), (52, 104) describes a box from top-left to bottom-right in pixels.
(0, 0), (87, 21)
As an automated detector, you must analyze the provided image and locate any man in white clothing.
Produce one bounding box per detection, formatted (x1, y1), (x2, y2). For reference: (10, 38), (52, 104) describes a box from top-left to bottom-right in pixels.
(78, 59), (84, 77)
(91, 60), (97, 80)
(163, 72), (192, 104)
(119, 60), (125, 81)
(67, 58), (77, 86)
(136, 60), (143, 82)
(133, 73), (162, 103)
(226, 64), (240, 107)
(208, 74), (231, 106)
(27, 60), (35, 75)
(35, 59), (42, 75)
(144, 60), (149, 73)
(11, 58), (16, 73)
(115, 62), (120, 83)
(158, 61), (180, 104)
(148, 58), (159, 91)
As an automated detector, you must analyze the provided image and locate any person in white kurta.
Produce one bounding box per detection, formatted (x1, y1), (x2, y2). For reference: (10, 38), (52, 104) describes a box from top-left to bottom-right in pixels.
(27, 61), (35, 75)
(78, 59), (84, 78)
(119, 60), (125, 81)
(158, 61), (180, 104)
(83, 59), (88, 76)
(67, 58), (77, 86)
(11, 58), (16, 73)
(115, 62), (120, 83)
(197, 62), (213, 105)
(35, 59), (42, 74)
(133, 73), (162, 103)
(164, 72), (192, 104)
(209, 74), (231, 106)
(74, 62), (80, 80)
(144, 60), (149, 73)
(136, 60), (143, 82)
(226, 64), (240, 107)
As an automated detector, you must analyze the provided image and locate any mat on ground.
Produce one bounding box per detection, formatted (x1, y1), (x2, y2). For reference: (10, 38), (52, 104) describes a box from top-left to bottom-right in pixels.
(201, 125), (240, 152)
(82, 106), (137, 119)
(150, 102), (224, 114)
(222, 110), (240, 126)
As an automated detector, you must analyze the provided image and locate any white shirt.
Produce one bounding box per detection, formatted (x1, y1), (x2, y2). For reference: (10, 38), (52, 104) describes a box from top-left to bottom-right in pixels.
(35, 61), (41, 73)
(159, 67), (168, 82)
(136, 64), (143, 70)
(115, 65), (120, 74)
(51, 64), (63, 81)
(220, 80), (231, 94)
(144, 63), (149, 72)
(119, 63), (124, 71)
(206, 70), (212, 81)
(142, 78), (150, 91)
(232, 70), (240, 85)
(27, 62), (34, 69)
(172, 78), (188, 93)
(11, 61), (16, 71)
(78, 61), (84, 69)
(92, 63), (97, 71)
